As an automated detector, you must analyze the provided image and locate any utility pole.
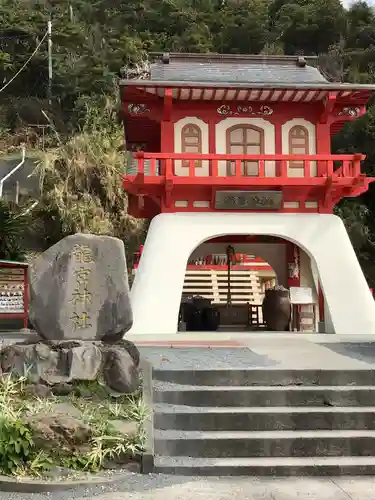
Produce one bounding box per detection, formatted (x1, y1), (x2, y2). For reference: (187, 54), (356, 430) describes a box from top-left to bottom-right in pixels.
(47, 19), (52, 104)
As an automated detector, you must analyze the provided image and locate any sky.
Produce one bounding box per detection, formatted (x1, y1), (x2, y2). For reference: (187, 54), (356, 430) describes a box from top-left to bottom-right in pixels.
(342, 0), (375, 6)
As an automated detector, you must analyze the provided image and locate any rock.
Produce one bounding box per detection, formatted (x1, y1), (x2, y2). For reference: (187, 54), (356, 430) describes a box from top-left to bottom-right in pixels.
(0, 337), (140, 394)
(24, 383), (53, 398)
(102, 347), (139, 394)
(51, 383), (74, 396)
(52, 402), (82, 419)
(0, 339), (103, 385)
(109, 419), (138, 436)
(102, 457), (141, 472)
(28, 412), (92, 449)
(43, 466), (78, 480)
(0, 341), (59, 383)
(71, 342), (102, 380)
(29, 233), (133, 341)
(107, 339), (140, 367)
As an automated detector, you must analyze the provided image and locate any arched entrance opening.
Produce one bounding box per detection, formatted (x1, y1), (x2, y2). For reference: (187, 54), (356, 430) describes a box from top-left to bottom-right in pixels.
(178, 234), (320, 333)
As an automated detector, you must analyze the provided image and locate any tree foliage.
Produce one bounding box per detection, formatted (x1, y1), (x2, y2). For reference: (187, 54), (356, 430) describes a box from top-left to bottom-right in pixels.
(1, 0), (375, 277)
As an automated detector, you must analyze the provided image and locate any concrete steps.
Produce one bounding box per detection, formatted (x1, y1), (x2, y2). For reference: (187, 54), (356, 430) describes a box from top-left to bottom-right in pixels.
(154, 404), (375, 431)
(153, 368), (375, 386)
(149, 368), (375, 476)
(154, 429), (375, 457)
(153, 384), (375, 407)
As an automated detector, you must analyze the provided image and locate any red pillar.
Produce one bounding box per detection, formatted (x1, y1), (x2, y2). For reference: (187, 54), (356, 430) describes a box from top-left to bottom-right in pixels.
(275, 121), (283, 176)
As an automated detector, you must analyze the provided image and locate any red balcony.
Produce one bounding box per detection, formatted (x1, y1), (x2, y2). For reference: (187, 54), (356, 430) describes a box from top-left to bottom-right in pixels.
(124, 152), (374, 217)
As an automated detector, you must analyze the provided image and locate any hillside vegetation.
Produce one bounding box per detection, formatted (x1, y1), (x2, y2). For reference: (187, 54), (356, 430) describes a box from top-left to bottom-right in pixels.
(1, 0), (375, 281)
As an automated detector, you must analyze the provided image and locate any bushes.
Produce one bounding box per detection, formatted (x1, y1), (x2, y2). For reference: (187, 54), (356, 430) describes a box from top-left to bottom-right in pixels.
(0, 201), (29, 261)
(0, 374), (146, 478)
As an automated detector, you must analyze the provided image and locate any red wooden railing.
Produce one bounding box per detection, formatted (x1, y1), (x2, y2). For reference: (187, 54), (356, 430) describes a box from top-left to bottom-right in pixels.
(127, 152), (365, 179)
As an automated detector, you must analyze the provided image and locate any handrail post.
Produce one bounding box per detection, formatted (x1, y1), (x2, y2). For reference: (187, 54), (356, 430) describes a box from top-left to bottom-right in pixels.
(353, 153), (364, 177)
(140, 359), (155, 474)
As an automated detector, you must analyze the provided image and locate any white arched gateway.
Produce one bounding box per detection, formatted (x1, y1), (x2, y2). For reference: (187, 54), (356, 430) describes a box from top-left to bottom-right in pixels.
(128, 212), (375, 335)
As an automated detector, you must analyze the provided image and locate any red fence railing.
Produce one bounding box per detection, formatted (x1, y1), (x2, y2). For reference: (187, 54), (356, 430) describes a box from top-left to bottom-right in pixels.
(126, 152), (364, 179)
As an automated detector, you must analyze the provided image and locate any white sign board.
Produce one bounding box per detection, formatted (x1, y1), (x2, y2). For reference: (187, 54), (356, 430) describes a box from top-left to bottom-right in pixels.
(289, 286), (313, 305)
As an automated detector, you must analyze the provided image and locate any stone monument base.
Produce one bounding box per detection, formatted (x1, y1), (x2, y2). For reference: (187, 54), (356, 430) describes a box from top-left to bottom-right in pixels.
(0, 337), (140, 395)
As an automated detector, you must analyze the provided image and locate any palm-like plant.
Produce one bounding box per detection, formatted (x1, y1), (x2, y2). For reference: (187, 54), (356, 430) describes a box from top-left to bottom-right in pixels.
(0, 201), (29, 261)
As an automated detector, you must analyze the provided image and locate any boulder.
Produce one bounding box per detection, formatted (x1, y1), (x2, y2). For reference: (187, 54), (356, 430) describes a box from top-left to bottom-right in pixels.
(102, 346), (140, 394)
(44, 341), (102, 384)
(109, 419), (138, 436)
(52, 402), (83, 419)
(0, 340), (102, 385)
(106, 339), (140, 367)
(0, 341), (59, 384)
(28, 412), (92, 450)
(29, 233), (133, 341)
(23, 383), (53, 398)
(0, 339), (140, 395)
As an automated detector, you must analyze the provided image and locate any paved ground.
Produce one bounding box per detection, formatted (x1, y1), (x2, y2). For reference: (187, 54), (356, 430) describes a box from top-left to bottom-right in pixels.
(135, 334), (375, 370)
(2, 473), (375, 499)
(2, 332), (375, 498)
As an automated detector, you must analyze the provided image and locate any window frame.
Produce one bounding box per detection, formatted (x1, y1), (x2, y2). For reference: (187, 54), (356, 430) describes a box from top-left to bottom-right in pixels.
(288, 125), (309, 169)
(181, 123), (203, 168)
(226, 124), (265, 176)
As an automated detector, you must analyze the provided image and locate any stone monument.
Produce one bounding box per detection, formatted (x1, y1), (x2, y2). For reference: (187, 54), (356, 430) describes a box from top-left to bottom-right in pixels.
(0, 233), (139, 395)
(29, 233), (133, 341)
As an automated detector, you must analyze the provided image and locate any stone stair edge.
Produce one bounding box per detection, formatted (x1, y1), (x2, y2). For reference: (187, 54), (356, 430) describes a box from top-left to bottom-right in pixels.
(154, 455), (375, 466)
(154, 429), (375, 439)
(152, 382), (375, 391)
(153, 403), (375, 413)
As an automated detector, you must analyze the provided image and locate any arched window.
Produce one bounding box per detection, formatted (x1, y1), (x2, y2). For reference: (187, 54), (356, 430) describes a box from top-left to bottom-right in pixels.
(181, 124), (202, 168)
(226, 125), (264, 176)
(289, 125), (309, 169)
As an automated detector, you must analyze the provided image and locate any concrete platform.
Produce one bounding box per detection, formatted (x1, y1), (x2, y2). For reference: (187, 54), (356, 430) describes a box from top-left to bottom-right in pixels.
(133, 333), (375, 371)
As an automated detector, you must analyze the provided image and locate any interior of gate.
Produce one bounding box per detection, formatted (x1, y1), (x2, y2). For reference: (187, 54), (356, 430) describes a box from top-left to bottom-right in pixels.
(134, 234), (322, 333)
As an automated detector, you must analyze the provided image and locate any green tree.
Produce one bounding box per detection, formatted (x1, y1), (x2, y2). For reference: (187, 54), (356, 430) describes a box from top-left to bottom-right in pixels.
(269, 0), (345, 54)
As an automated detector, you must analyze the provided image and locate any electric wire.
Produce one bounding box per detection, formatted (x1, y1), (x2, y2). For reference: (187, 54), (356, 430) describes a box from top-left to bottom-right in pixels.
(0, 31), (48, 93)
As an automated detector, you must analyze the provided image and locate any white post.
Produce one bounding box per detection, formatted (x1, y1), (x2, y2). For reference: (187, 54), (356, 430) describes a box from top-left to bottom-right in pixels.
(47, 19), (52, 104)
(0, 147), (26, 199)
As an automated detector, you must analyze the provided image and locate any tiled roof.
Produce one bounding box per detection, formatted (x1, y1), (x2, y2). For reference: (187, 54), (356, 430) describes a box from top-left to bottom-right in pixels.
(150, 53), (328, 85)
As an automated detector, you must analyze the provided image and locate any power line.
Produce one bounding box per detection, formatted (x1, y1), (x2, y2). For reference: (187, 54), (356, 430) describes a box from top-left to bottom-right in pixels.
(0, 30), (48, 94)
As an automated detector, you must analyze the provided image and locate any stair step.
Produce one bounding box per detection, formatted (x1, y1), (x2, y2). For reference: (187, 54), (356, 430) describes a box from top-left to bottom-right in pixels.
(153, 404), (375, 431)
(154, 404), (375, 413)
(154, 385), (375, 407)
(154, 455), (375, 476)
(154, 429), (375, 457)
(153, 369), (375, 387)
(153, 381), (375, 391)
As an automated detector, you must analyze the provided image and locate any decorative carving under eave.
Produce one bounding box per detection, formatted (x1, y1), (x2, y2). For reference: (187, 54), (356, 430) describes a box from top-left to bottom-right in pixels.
(217, 104), (273, 117)
(127, 103), (150, 115)
(337, 106), (361, 117)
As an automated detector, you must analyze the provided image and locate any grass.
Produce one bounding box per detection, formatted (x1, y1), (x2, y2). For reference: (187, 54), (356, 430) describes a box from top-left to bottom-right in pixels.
(0, 374), (147, 478)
